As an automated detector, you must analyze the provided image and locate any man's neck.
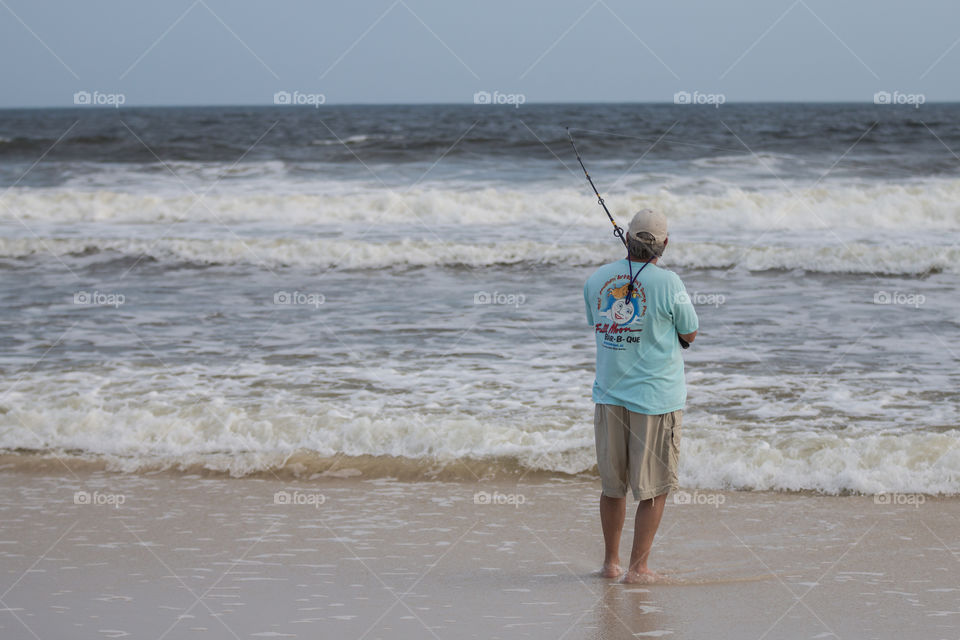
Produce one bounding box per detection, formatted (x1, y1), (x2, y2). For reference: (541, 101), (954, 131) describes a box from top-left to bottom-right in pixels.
(626, 256), (658, 265)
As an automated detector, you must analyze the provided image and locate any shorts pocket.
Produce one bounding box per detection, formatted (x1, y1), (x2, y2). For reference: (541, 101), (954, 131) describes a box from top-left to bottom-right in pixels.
(666, 412), (681, 484)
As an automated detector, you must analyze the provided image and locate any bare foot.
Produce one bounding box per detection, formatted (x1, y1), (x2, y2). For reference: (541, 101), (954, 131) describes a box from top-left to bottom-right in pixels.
(600, 563), (623, 578)
(621, 568), (662, 584)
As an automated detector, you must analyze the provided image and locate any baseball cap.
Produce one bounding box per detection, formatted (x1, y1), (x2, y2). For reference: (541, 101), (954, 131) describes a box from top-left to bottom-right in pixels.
(627, 208), (668, 244)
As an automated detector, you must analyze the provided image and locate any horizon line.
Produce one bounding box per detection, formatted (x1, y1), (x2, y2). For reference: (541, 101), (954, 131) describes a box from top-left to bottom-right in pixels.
(1, 98), (955, 111)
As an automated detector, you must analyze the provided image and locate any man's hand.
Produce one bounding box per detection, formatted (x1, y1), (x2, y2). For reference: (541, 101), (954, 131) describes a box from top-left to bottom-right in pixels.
(678, 330), (697, 345)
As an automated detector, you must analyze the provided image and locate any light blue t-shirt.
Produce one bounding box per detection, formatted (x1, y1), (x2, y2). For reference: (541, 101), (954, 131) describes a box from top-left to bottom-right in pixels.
(584, 260), (699, 415)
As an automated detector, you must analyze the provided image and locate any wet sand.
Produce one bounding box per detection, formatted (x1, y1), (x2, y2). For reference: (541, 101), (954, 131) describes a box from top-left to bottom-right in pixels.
(0, 470), (957, 639)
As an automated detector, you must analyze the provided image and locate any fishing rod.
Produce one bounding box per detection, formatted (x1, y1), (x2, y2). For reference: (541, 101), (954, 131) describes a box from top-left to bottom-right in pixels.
(566, 128), (627, 249)
(566, 127), (689, 349)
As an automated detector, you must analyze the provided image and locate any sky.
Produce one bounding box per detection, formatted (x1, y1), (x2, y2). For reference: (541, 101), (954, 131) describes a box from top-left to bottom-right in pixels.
(1, 0), (958, 107)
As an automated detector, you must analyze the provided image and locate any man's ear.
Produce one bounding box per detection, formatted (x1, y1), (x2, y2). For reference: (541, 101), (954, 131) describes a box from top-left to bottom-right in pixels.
(664, 237), (669, 248)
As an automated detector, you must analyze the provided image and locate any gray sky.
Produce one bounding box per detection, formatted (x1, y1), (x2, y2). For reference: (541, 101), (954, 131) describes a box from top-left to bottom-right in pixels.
(1, 0), (957, 107)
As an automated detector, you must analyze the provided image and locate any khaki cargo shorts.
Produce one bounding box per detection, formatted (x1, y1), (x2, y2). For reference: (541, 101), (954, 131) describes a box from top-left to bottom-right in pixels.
(594, 404), (681, 500)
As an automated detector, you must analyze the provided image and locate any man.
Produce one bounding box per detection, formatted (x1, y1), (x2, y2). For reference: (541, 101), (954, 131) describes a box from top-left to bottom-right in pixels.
(583, 208), (698, 584)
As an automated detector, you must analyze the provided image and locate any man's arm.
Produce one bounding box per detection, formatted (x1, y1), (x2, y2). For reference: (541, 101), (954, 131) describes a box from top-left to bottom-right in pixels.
(672, 276), (699, 346)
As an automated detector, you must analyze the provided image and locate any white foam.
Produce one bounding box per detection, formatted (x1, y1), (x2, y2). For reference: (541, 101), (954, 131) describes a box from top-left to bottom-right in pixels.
(2, 375), (957, 493)
(681, 430), (960, 495)
(3, 179), (960, 230)
(311, 135), (371, 145)
(0, 234), (954, 274)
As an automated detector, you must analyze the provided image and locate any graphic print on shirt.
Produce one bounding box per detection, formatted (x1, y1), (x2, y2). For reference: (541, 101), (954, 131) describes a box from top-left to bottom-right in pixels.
(594, 275), (647, 351)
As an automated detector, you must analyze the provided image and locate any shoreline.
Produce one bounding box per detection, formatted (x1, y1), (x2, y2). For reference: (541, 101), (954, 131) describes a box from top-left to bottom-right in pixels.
(1, 452), (955, 500)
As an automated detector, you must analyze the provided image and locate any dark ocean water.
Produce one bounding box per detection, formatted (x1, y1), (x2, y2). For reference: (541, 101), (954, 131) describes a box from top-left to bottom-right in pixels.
(2, 103), (960, 184)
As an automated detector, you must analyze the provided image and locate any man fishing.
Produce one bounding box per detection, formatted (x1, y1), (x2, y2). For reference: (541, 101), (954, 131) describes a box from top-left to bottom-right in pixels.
(583, 208), (699, 583)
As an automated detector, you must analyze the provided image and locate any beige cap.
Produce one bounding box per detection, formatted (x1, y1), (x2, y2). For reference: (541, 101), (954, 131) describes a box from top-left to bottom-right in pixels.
(627, 208), (668, 244)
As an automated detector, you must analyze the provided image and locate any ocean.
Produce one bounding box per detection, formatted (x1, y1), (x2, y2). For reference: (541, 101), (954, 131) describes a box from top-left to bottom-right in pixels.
(1, 103), (957, 494)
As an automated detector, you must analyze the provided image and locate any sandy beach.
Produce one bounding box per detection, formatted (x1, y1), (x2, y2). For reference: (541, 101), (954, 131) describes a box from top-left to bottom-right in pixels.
(1, 469), (957, 639)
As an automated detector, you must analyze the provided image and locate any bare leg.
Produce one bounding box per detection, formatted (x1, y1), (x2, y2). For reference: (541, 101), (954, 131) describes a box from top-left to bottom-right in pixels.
(622, 493), (667, 583)
(599, 494), (625, 578)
